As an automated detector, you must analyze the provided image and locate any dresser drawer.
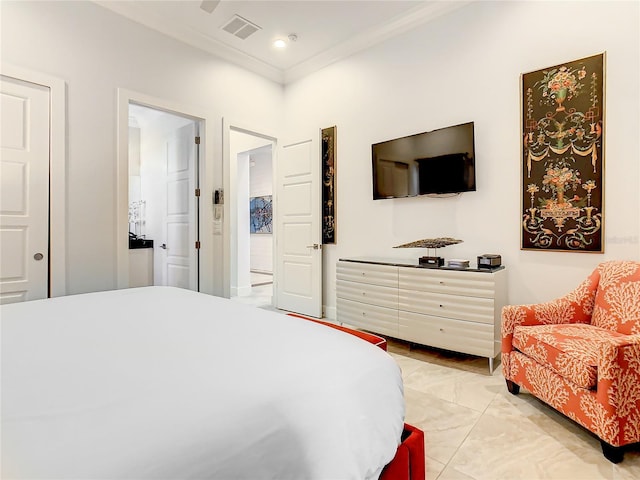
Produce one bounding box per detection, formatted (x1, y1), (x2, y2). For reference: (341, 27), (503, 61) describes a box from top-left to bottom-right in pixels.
(336, 279), (398, 309)
(398, 311), (498, 357)
(399, 268), (496, 298)
(337, 261), (398, 288)
(398, 289), (494, 324)
(336, 297), (398, 338)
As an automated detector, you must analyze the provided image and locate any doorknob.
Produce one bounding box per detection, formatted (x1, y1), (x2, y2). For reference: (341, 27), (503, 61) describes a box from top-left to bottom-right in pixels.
(306, 244), (322, 250)
(160, 243), (167, 249)
(33, 253), (44, 261)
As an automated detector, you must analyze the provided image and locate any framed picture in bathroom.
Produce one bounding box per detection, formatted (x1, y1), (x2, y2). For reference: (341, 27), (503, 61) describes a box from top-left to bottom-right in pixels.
(249, 195), (273, 234)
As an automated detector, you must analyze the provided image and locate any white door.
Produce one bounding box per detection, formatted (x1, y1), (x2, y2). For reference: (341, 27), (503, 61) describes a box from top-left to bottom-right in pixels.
(0, 75), (50, 304)
(162, 122), (198, 290)
(275, 136), (322, 317)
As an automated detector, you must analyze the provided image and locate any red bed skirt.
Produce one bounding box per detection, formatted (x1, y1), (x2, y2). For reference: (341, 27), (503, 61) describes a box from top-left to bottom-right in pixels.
(287, 313), (425, 479)
(286, 313), (387, 350)
(380, 423), (426, 480)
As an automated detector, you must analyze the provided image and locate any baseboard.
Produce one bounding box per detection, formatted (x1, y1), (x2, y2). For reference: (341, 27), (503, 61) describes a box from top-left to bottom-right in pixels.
(324, 305), (336, 321)
(236, 284), (252, 297)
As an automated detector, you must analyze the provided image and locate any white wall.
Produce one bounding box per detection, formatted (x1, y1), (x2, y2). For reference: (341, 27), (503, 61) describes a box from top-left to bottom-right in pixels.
(229, 131), (272, 296)
(282, 0), (640, 316)
(0, 0), (283, 295)
(235, 151), (251, 295)
(2, 1), (638, 313)
(249, 146), (273, 274)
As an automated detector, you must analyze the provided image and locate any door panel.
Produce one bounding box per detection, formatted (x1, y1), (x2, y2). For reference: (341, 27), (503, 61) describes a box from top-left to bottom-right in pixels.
(168, 223), (189, 257)
(283, 262), (312, 295)
(167, 264), (189, 289)
(282, 182), (312, 214)
(275, 137), (322, 317)
(0, 76), (49, 304)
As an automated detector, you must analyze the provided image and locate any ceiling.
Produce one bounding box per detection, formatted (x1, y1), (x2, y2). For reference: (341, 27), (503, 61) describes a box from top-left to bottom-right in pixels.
(94, 0), (471, 84)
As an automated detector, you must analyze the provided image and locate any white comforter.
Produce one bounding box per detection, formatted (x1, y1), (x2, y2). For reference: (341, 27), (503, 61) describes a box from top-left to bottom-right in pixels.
(1, 287), (404, 479)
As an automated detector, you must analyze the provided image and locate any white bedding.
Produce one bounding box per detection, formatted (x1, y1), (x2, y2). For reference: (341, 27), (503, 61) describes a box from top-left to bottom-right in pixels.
(1, 287), (405, 479)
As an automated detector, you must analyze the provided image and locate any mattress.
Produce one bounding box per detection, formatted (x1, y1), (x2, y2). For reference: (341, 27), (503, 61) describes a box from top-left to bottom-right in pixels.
(1, 286), (405, 479)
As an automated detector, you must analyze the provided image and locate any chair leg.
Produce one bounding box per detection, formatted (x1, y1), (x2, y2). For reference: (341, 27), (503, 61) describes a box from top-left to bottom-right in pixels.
(506, 379), (520, 395)
(601, 441), (624, 463)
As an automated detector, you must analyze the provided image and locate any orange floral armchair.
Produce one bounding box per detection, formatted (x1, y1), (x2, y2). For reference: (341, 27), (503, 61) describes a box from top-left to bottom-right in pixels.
(501, 260), (640, 463)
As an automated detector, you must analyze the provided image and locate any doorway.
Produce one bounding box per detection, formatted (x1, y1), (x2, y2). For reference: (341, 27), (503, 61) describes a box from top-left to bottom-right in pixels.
(228, 128), (274, 309)
(128, 103), (200, 291)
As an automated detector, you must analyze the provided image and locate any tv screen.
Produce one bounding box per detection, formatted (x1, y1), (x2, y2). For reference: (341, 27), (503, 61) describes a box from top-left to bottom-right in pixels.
(372, 122), (476, 199)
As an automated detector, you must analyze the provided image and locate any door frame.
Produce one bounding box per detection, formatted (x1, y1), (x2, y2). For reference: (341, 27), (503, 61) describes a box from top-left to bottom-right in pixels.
(222, 119), (277, 301)
(0, 64), (67, 298)
(116, 89), (210, 291)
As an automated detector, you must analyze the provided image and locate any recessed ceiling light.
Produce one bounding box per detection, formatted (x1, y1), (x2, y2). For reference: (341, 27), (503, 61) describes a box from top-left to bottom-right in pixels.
(273, 39), (287, 49)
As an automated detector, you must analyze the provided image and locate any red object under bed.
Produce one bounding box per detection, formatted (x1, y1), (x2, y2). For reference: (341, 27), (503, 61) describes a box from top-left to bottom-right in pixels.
(287, 313), (426, 480)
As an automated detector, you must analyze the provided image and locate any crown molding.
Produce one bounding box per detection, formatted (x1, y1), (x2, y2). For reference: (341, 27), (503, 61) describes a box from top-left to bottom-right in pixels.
(94, 1), (473, 86)
(93, 1), (284, 84)
(283, 1), (473, 84)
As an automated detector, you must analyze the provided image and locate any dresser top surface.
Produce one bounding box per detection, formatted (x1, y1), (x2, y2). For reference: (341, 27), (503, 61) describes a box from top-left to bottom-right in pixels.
(338, 257), (504, 273)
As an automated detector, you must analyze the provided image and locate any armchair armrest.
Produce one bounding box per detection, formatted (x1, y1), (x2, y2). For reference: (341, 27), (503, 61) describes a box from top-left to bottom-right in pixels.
(596, 334), (640, 418)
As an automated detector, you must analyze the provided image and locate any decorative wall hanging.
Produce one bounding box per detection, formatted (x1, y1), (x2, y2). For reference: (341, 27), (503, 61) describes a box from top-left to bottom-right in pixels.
(322, 126), (336, 244)
(249, 195), (273, 234)
(521, 53), (605, 252)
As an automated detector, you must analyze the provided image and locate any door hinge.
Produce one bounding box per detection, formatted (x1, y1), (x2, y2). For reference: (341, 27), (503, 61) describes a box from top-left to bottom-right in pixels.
(195, 188), (201, 197)
(195, 241), (201, 249)
(195, 136), (201, 145)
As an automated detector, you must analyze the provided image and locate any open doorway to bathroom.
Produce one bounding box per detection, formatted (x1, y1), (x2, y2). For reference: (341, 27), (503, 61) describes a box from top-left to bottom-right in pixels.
(128, 103), (200, 291)
(229, 130), (274, 309)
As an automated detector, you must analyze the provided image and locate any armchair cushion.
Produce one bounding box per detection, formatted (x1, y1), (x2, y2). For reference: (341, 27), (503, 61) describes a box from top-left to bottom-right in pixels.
(512, 324), (626, 389)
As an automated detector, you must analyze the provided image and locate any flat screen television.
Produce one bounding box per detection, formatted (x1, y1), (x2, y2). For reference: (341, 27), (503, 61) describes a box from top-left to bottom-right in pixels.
(372, 121), (476, 199)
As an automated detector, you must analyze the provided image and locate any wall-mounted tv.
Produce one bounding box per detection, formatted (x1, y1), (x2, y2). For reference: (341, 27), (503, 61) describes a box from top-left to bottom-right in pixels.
(372, 121), (476, 199)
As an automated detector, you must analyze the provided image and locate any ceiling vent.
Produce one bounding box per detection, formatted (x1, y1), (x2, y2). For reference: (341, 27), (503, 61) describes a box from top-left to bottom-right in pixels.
(221, 14), (261, 40)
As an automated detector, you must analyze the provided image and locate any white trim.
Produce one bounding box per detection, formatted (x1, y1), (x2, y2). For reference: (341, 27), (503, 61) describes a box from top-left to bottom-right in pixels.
(95, 0), (472, 85)
(0, 64), (67, 298)
(94, 1), (284, 84)
(284, 1), (473, 83)
(324, 306), (337, 322)
(116, 89), (212, 292)
(222, 119), (278, 301)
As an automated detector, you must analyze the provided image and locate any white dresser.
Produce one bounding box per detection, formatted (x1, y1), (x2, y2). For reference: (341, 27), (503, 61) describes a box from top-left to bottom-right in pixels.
(336, 258), (506, 372)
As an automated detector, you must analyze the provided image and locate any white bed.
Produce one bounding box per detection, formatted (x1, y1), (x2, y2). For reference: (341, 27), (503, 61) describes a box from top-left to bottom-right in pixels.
(1, 286), (405, 479)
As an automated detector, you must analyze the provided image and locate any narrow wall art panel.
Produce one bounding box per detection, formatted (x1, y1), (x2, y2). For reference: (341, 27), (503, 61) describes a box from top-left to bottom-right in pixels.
(322, 126), (336, 244)
(249, 195), (273, 234)
(521, 53), (605, 252)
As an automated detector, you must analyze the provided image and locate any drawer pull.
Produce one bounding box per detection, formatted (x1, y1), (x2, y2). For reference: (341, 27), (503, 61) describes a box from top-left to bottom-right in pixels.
(439, 281), (445, 285)
(439, 304), (444, 308)
(439, 328), (444, 332)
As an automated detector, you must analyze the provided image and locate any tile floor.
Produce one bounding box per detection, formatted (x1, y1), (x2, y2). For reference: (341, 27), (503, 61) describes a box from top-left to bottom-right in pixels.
(230, 276), (273, 309)
(231, 290), (640, 479)
(388, 340), (640, 480)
